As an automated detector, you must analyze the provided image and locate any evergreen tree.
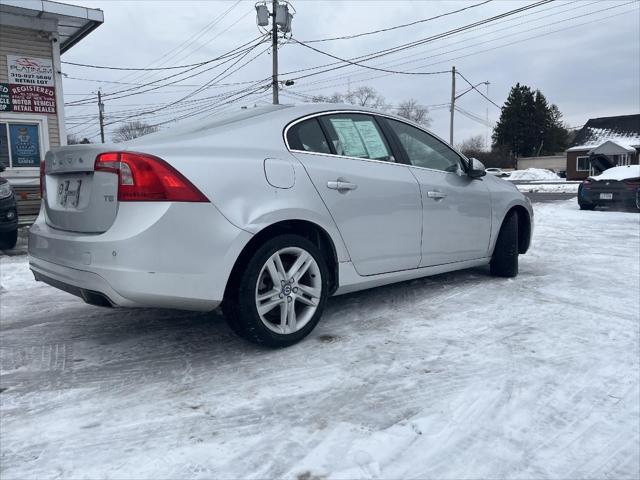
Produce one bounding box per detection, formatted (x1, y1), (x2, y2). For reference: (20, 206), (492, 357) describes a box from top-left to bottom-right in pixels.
(493, 83), (569, 157)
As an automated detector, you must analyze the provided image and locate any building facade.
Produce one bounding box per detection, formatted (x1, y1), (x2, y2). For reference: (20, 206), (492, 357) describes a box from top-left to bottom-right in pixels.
(0, 0), (103, 219)
(517, 154), (565, 172)
(566, 114), (640, 180)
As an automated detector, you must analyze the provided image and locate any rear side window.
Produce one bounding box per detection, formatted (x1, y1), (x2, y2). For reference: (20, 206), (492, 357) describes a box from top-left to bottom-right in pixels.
(320, 113), (394, 162)
(386, 119), (461, 172)
(286, 118), (331, 154)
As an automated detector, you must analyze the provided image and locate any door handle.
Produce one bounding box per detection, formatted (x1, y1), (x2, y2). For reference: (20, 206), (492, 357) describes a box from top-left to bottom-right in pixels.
(427, 190), (447, 199)
(327, 181), (358, 191)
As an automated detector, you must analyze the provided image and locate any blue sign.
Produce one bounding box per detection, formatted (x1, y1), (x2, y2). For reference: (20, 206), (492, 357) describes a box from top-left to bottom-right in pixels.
(9, 123), (40, 167)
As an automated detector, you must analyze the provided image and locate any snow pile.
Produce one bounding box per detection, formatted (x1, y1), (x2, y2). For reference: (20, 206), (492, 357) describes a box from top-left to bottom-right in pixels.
(516, 183), (579, 193)
(508, 168), (560, 181)
(591, 165), (640, 181)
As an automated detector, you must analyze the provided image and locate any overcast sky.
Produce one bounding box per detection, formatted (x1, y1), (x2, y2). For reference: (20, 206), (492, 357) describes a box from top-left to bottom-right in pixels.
(63, 0), (640, 145)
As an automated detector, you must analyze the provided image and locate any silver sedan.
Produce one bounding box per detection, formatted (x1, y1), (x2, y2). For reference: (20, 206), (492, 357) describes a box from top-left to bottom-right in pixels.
(29, 104), (533, 347)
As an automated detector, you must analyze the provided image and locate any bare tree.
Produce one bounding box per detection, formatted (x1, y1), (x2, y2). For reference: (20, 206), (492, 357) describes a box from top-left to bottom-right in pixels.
(344, 86), (388, 111)
(395, 99), (431, 127)
(309, 92), (344, 103)
(67, 134), (91, 145)
(457, 134), (486, 156)
(112, 121), (159, 143)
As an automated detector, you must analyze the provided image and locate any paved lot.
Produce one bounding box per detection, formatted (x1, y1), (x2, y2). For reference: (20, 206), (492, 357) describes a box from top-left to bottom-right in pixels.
(1, 201), (639, 479)
(523, 192), (577, 203)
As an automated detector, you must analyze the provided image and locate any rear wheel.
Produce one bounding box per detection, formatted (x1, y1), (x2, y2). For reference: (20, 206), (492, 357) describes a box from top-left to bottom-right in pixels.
(224, 234), (329, 347)
(0, 229), (18, 250)
(490, 212), (519, 278)
(579, 202), (595, 210)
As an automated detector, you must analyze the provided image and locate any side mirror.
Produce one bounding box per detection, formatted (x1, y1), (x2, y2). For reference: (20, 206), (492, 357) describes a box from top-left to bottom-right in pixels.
(468, 158), (486, 178)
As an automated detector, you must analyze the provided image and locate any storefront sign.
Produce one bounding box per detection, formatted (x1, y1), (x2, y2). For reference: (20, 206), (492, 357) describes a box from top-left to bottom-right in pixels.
(8, 124), (41, 167)
(7, 55), (54, 86)
(0, 83), (11, 112)
(8, 84), (56, 114)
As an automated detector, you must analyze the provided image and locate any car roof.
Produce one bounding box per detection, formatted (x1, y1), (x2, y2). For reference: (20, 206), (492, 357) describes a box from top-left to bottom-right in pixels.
(128, 102), (453, 154)
(137, 103), (407, 139)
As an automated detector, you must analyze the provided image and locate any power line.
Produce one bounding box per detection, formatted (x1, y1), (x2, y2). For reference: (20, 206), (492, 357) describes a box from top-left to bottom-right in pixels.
(65, 2), (248, 122)
(65, 36), (266, 104)
(62, 1), (243, 72)
(294, 0), (588, 90)
(103, 42), (271, 126)
(281, 0), (554, 81)
(301, 0), (493, 43)
(290, 38), (452, 76)
(64, 35), (268, 106)
(289, 2), (636, 96)
(456, 71), (501, 109)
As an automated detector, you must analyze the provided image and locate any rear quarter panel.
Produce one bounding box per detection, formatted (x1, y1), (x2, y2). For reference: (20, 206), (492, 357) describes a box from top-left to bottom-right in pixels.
(133, 119), (351, 263)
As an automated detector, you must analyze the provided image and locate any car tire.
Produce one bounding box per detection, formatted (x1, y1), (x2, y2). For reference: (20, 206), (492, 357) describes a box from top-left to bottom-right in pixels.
(224, 234), (329, 348)
(0, 229), (18, 250)
(490, 212), (519, 278)
(579, 203), (595, 210)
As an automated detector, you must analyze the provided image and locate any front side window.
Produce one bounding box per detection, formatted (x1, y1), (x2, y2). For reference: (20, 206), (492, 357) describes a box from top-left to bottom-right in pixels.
(320, 113), (393, 162)
(386, 119), (461, 173)
(576, 156), (590, 171)
(0, 121), (42, 168)
(286, 118), (331, 154)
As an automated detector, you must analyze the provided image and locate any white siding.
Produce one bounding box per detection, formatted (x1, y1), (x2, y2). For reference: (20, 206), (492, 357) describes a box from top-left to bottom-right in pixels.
(0, 25), (60, 147)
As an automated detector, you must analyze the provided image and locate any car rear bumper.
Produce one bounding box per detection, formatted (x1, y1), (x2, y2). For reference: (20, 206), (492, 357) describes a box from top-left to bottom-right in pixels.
(28, 202), (253, 311)
(579, 186), (638, 207)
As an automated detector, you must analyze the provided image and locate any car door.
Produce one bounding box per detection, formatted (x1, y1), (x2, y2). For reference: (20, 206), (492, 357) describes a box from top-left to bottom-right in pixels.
(286, 113), (422, 276)
(382, 118), (492, 266)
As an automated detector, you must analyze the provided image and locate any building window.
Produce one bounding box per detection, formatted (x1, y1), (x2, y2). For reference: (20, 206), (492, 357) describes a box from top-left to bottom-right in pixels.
(0, 121), (43, 169)
(576, 156), (590, 171)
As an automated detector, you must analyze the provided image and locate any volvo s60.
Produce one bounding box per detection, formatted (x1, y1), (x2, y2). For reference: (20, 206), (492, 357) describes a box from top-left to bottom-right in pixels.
(29, 104), (533, 347)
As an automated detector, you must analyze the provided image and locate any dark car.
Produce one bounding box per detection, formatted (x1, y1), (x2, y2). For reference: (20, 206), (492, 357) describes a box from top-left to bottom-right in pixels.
(578, 164), (640, 211)
(0, 175), (18, 249)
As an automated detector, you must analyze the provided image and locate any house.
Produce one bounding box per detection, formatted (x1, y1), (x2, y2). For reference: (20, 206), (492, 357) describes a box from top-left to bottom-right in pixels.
(566, 114), (640, 180)
(0, 0), (104, 221)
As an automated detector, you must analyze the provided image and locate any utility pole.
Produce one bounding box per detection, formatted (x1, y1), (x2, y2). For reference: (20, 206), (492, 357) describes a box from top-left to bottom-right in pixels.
(485, 82), (490, 149)
(98, 88), (105, 144)
(449, 66), (456, 146)
(257, 1), (292, 104)
(271, 0), (279, 105)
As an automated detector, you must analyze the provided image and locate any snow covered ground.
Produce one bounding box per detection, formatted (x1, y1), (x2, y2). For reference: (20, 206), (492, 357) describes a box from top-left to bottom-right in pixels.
(1, 201), (639, 479)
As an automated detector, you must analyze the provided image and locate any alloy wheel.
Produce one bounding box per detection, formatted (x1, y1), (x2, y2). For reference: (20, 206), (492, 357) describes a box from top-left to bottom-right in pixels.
(255, 246), (322, 335)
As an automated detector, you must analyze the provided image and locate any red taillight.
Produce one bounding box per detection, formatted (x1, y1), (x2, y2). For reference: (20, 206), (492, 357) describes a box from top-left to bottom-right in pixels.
(624, 178), (640, 190)
(39, 160), (46, 198)
(94, 152), (209, 202)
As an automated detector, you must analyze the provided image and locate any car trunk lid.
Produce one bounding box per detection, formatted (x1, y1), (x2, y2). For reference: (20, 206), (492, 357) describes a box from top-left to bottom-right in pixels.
(43, 145), (118, 233)
(589, 154), (615, 175)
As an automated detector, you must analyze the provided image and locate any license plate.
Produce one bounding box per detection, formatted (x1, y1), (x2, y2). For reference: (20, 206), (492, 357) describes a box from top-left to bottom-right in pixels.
(58, 179), (82, 207)
(599, 193), (613, 200)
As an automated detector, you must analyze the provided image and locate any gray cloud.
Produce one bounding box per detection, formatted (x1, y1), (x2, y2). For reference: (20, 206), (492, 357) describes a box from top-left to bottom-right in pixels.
(64, 0), (640, 145)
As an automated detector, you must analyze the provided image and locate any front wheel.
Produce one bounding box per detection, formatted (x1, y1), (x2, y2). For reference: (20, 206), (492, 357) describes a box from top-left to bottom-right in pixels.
(490, 212), (519, 278)
(224, 234), (329, 348)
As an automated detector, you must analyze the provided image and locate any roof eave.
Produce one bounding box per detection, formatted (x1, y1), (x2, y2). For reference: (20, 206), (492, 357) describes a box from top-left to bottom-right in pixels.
(60, 18), (102, 54)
